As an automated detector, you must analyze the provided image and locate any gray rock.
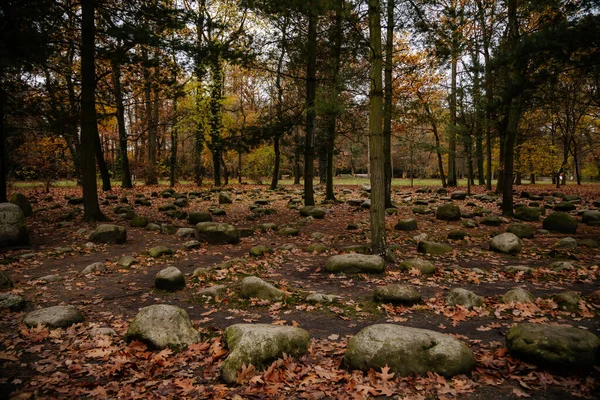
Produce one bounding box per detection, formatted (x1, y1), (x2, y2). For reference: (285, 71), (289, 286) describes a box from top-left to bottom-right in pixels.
(461, 219), (478, 228)
(399, 258), (436, 275)
(221, 324), (310, 384)
(0, 293), (26, 310)
(345, 324), (475, 377)
(554, 201), (576, 212)
(146, 223), (161, 231)
(279, 227), (299, 236)
(38, 274), (62, 283)
(505, 265), (534, 275)
(394, 218), (418, 231)
(90, 327), (117, 337)
(447, 230), (469, 240)
(0, 271), (13, 290)
(218, 191), (233, 204)
(130, 216), (148, 228)
(148, 246), (173, 258)
(548, 261), (575, 272)
(306, 293), (338, 304)
(89, 224), (126, 244)
(300, 206), (326, 219)
(240, 276), (284, 301)
(490, 232), (522, 254)
(188, 211), (213, 225)
(155, 266), (185, 291)
(183, 240), (202, 249)
(198, 285), (226, 298)
(126, 304), (200, 349)
(514, 206), (541, 222)
(249, 245), (274, 257)
(446, 288), (483, 309)
(506, 223), (534, 239)
(306, 243), (328, 253)
(373, 284), (421, 304)
(195, 222), (240, 244)
(579, 238), (599, 248)
(117, 256), (137, 268)
(9, 193), (33, 217)
(417, 241), (453, 255)
(176, 227), (196, 238)
(325, 254), (385, 274)
(582, 210), (600, 225)
(0, 203), (29, 247)
(543, 212), (578, 234)
(81, 262), (106, 275)
(506, 323), (600, 370)
(24, 305), (84, 328)
(436, 204), (461, 221)
(553, 291), (582, 312)
(481, 215), (502, 226)
(556, 237), (577, 249)
(450, 191), (467, 200)
(502, 288), (535, 303)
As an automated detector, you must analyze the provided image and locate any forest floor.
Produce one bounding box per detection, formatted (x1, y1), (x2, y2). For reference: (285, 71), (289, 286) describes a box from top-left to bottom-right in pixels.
(0, 182), (599, 399)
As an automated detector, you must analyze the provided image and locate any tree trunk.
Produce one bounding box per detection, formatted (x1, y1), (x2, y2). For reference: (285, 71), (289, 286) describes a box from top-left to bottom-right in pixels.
(447, 55), (458, 187)
(383, 0), (394, 208)
(423, 102), (446, 187)
(368, 0), (386, 256)
(209, 55), (224, 186)
(304, 1), (317, 206)
(193, 0), (206, 186)
(80, 0), (105, 222)
(170, 89), (178, 187)
(0, 78), (6, 203)
(95, 130), (111, 191)
(270, 134), (281, 190)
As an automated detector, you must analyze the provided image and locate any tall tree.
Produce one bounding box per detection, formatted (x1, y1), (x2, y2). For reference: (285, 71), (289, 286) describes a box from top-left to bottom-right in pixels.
(383, 0), (395, 207)
(304, 0), (318, 206)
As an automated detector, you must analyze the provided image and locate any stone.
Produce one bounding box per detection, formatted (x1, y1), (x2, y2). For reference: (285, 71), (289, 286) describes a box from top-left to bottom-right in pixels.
(506, 323), (600, 370)
(90, 327), (117, 337)
(373, 284), (421, 304)
(306, 293), (338, 304)
(342, 244), (371, 254)
(218, 192), (233, 204)
(240, 276), (284, 301)
(490, 232), (522, 254)
(176, 228), (196, 238)
(461, 219), (477, 228)
(116, 256), (136, 268)
(450, 191), (467, 200)
(582, 210), (600, 225)
(553, 291), (582, 312)
(89, 224), (126, 244)
(325, 254), (385, 274)
(188, 211), (213, 225)
(195, 222), (240, 244)
(447, 230), (469, 240)
(506, 223), (534, 239)
(360, 199), (371, 209)
(446, 288), (483, 309)
(147, 223), (161, 231)
(81, 262), (106, 275)
(24, 305), (84, 328)
(299, 206), (326, 219)
(0, 271), (13, 290)
(130, 216), (149, 228)
(155, 267), (185, 291)
(505, 265), (534, 275)
(398, 258), (436, 275)
(0, 203), (29, 247)
(148, 246), (173, 258)
(556, 237), (577, 249)
(250, 245), (274, 257)
(436, 204), (461, 221)
(481, 215), (502, 226)
(417, 241), (453, 255)
(210, 208), (226, 216)
(126, 304), (200, 349)
(502, 288), (535, 303)
(554, 201), (576, 212)
(198, 285), (227, 298)
(386, 207), (398, 215)
(543, 212), (577, 234)
(514, 206), (541, 222)
(279, 227), (299, 236)
(9, 193), (33, 217)
(579, 239), (599, 248)
(38, 274), (62, 283)
(161, 224), (177, 234)
(174, 198), (188, 208)
(184, 240), (202, 250)
(394, 218), (418, 231)
(221, 324), (310, 384)
(345, 324), (475, 377)
(0, 293), (26, 310)
(548, 261), (575, 272)
(306, 243), (328, 253)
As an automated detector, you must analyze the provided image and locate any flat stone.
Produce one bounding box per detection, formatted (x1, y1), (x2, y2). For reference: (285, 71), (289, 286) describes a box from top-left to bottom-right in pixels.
(249, 245), (274, 257)
(117, 256), (137, 268)
(299, 206), (326, 219)
(306, 293), (338, 304)
(548, 261), (575, 272)
(148, 246), (173, 258)
(240, 276), (284, 301)
(183, 240), (202, 249)
(0, 293), (26, 310)
(325, 254), (385, 274)
(506, 223), (534, 239)
(90, 327), (117, 337)
(198, 285), (227, 298)
(221, 324), (310, 384)
(505, 265), (534, 275)
(446, 288), (483, 309)
(306, 243), (328, 253)
(195, 222), (240, 244)
(436, 204), (461, 221)
(417, 241), (453, 255)
(398, 258), (436, 275)
(582, 210), (600, 225)
(373, 284), (421, 304)
(502, 288), (535, 303)
(89, 224), (126, 244)
(24, 305), (84, 328)
(188, 211), (213, 224)
(556, 237), (577, 249)
(394, 218), (418, 231)
(345, 324), (475, 377)
(80, 262), (106, 275)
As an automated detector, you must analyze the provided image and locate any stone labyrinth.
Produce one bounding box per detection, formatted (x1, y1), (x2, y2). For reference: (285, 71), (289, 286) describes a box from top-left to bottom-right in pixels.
(0, 184), (599, 399)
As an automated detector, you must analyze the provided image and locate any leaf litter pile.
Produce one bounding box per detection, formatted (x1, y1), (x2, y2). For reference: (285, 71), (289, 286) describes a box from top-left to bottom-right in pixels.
(1, 184), (599, 399)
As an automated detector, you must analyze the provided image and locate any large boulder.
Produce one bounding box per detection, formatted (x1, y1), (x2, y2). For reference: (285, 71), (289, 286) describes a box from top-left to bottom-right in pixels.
(554, 201), (576, 212)
(446, 288), (483, 309)
(240, 276), (284, 301)
(89, 224), (127, 244)
(195, 222), (239, 244)
(126, 304), (200, 349)
(506, 223), (534, 239)
(344, 324), (475, 377)
(506, 323), (600, 370)
(582, 210), (600, 226)
(155, 267), (185, 292)
(450, 191), (467, 200)
(188, 211), (213, 225)
(0, 293), (26, 310)
(220, 324), (310, 384)
(436, 204), (461, 221)
(0, 203), (29, 248)
(325, 254), (385, 274)
(398, 258), (436, 275)
(218, 191), (233, 204)
(394, 218), (418, 231)
(417, 241), (453, 255)
(9, 193), (33, 217)
(514, 206), (541, 222)
(299, 206), (326, 219)
(373, 284), (421, 304)
(489, 232), (522, 254)
(23, 305), (84, 328)
(542, 212), (577, 234)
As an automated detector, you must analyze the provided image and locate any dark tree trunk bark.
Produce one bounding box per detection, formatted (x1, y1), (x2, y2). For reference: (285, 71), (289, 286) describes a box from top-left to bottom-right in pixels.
(270, 134), (281, 190)
(383, 0), (394, 208)
(209, 55), (223, 187)
(170, 90), (178, 187)
(0, 78), (6, 203)
(95, 130), (111, 191)
(304, 1), (317, 206)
